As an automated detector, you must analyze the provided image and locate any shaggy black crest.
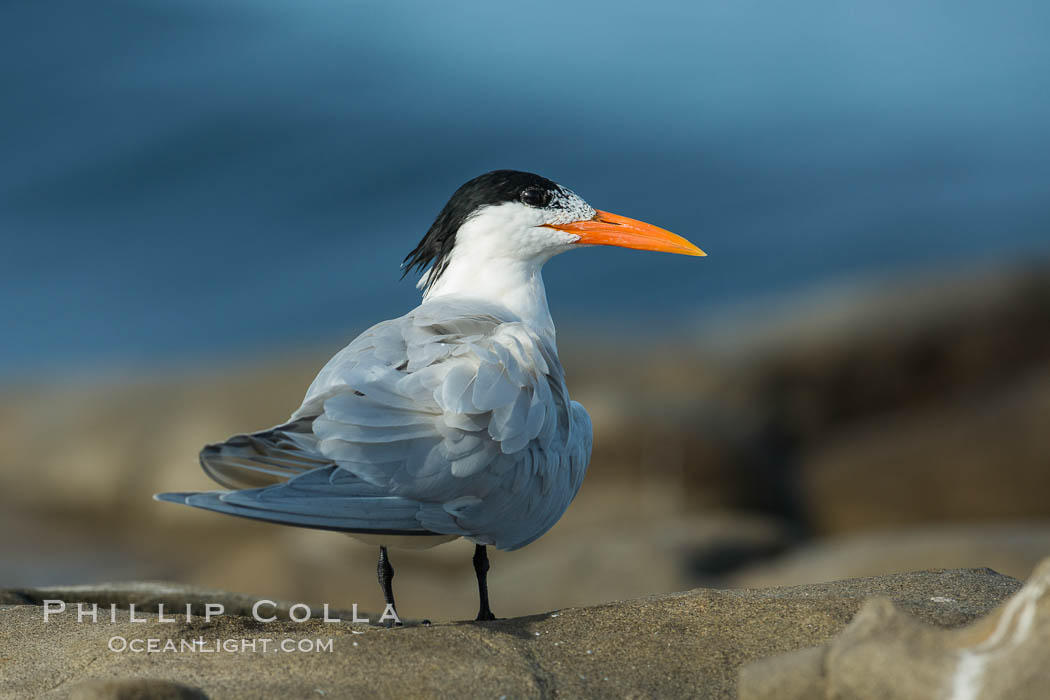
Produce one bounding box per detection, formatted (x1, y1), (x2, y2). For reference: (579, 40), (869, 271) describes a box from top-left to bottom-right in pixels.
(402, 170), (561, 290)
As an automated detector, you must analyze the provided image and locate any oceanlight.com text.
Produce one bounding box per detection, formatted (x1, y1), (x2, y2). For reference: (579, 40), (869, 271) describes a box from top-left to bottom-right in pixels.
(107, 636), (335, 653)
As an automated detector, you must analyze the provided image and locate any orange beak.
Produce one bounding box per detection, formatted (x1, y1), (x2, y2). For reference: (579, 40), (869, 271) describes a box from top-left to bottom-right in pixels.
(548, 210), (705, 257)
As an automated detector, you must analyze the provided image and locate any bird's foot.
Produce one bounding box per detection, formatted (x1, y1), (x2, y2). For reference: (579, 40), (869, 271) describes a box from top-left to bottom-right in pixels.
(475, 609), (497, 622)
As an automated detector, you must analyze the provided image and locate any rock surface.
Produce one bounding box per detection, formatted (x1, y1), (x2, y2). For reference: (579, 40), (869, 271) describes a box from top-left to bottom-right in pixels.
(0, 568), (1021, 698)
(731, 522), (1050, 587)
(740, 558), (1050, 700)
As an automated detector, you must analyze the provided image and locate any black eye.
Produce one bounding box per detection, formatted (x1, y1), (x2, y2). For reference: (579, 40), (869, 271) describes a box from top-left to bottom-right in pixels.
(520, 187), (550, 208)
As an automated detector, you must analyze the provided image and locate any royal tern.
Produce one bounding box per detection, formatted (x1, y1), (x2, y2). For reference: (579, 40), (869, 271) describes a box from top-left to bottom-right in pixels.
(156, 170), (704, 622)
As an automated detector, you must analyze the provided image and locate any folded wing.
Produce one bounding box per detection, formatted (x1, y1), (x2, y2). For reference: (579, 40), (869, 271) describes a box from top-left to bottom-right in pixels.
(158, 297), (592, 550)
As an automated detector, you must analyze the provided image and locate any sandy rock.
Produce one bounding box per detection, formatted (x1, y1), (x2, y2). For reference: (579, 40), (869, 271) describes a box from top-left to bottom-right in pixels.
(1, 568), (1019, 698)
(740, 558), (1050, 700)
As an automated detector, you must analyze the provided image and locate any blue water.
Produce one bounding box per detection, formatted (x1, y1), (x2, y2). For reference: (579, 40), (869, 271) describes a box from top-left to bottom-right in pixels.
(3, 0), (1050, 376)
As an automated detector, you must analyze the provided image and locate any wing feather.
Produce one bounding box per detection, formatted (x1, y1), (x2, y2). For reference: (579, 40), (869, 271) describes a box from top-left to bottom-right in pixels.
(159, 297), (592, 550)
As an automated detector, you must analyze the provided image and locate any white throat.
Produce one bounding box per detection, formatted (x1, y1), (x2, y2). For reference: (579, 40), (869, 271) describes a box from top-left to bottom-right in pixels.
(424, 253), (557, 337)
(419, 202), (582, 339)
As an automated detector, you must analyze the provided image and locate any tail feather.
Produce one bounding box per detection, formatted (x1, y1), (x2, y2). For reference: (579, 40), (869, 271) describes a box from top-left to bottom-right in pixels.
(199, 417), (330, 489)
(155, 467), (442, 536)
(158, 420), (453, 539)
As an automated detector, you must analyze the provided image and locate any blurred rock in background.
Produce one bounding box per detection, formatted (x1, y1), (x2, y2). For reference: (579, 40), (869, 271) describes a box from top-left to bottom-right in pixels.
(578, 261), (1050, 527)
(2, 261), (1049, 619)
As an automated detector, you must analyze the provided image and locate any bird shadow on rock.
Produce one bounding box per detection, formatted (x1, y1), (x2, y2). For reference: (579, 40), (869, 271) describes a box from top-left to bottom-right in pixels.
(383, 610), (553, 642)
(442, 611), (555, 641)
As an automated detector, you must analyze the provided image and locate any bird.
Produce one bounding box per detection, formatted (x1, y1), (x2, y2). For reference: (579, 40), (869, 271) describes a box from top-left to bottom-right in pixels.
(155, 170), (704, 623)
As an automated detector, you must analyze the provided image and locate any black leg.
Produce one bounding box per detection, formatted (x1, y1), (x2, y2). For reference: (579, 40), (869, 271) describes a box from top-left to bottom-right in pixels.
(473, 544), (496, 621)
(377, 546), (400, 626)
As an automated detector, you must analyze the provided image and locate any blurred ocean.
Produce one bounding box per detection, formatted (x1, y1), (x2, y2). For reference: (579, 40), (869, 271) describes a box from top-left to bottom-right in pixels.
(3, 0), (1049, 377)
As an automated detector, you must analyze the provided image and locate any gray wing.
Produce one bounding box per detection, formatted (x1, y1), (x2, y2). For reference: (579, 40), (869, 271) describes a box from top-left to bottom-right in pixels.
(157, 297), (593, 550)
